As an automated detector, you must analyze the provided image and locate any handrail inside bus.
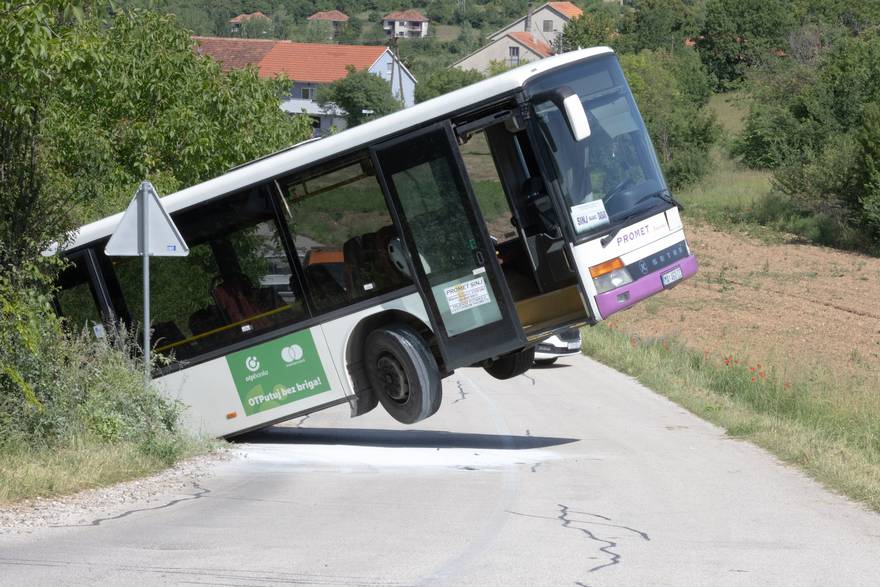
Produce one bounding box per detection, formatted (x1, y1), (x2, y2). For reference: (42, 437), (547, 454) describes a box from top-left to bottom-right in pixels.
(153, 304), (297, 353)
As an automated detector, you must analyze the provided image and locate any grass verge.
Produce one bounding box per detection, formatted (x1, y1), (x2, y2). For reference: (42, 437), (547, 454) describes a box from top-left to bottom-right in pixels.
(582, 325), (880, 511)
(0, 438), (213, 505)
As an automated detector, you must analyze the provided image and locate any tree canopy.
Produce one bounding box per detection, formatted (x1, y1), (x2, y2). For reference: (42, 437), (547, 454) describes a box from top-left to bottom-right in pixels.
(415, 68), (483, 103)
(317, 65), (401, 127)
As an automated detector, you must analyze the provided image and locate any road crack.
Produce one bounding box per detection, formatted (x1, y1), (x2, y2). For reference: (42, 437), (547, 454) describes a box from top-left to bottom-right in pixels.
(452, 379), (470, 404)
(506, 506), (649, 578)
(51, 483), (210, 528)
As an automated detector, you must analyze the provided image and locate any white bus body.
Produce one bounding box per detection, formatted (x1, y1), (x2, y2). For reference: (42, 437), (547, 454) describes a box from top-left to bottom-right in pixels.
(54, 47), (697, 437)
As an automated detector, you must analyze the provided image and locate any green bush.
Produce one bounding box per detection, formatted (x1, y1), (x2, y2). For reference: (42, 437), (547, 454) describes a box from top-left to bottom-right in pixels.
(415, 67), (484, 103)
(732, 32), (880, 248)
(0, 265), (186, 459)
(621, 49), (720, 189)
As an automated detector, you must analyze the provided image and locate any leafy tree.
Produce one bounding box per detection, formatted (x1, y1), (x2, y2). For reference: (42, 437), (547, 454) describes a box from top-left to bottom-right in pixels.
(555, 6), (622, 53)
(0, 0), (98, 270)
(239, 15), (273, 38)
(292, 19), (334, 42)
(697, 0), (794, 88)
(0, 1), (186, 454)
(857, 103), (880, 238)
(737, 32), (880, 247)
(619, 0), (700, 54)
(415, 68), (483, 103)
(317, 64), (401, 127)
(40, 10), (312, 220)
(620, 50), (720, 188)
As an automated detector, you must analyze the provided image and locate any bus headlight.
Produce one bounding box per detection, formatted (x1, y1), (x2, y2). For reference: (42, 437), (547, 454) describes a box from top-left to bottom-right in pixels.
(593, 268), (633, 293)
(589, 258), (633, 293)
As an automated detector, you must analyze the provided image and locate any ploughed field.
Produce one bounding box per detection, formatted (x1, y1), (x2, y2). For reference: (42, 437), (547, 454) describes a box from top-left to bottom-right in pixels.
(604, 221), (880, 383)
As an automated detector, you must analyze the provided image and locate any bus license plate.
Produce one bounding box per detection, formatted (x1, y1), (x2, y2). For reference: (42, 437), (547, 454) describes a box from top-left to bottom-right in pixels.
(661, 266), (683, 287)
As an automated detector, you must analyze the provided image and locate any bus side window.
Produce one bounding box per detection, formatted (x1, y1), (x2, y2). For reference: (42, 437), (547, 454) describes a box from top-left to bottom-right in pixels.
(110, 185), (308, 363)
(280, 157), (412, 314)
(56, 253), (106, 339)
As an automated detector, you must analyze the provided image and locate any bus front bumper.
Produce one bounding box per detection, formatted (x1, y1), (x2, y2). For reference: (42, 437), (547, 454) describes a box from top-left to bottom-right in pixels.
(594, 255), (698, 319)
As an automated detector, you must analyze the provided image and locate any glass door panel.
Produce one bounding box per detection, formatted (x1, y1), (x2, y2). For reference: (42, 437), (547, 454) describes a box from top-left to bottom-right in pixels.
(372, 122), (526, 369)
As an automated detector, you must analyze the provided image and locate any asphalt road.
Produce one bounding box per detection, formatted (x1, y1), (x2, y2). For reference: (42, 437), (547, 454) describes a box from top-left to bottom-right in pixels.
(2, 355), (879, 585)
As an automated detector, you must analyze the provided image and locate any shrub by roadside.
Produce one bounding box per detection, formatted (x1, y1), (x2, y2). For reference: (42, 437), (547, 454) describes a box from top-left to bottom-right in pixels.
(582, 324), (880, 512)
(0, 265), (208, 504)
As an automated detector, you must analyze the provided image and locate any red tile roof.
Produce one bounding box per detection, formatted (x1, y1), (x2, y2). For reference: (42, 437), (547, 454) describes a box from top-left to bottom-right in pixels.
(193, 37), (388, 83)
(508, 32), (553, 58)
(228, 11), (270, 24)
(260, 42), (386, 83)
(383, 9), (428, 22)
(547, 2), (583, 19)
(308, 10), (349, 22)
(193, 36), (277, 72)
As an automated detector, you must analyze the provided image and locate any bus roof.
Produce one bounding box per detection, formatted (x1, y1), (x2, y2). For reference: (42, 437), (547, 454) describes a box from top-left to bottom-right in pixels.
(66, 47), (613, 252)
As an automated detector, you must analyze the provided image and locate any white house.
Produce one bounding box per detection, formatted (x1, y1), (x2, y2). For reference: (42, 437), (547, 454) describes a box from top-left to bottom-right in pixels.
(489, 2), (583, 47)
(453, 32), (553, 73)
(382, 10), (429, 38)
(193, 37), (417, 135)
(452, 2), (582, 75)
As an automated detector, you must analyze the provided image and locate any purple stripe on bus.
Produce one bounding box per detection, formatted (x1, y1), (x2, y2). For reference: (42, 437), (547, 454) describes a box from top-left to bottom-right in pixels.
(595, 255), (698, 319)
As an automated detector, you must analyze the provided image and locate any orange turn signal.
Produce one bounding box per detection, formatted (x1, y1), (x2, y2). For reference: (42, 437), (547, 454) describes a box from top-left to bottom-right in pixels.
(226, 411), (237, 420)
(589, 257), (625, 279)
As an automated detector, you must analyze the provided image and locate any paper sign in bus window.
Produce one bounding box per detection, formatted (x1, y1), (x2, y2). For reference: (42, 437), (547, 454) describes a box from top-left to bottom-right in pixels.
(444, 277), (491, 314)
(570, 199), (610, 233)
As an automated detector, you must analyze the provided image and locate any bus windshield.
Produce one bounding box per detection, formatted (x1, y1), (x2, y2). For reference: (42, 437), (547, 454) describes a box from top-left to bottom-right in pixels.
(527, 54), (668, 238)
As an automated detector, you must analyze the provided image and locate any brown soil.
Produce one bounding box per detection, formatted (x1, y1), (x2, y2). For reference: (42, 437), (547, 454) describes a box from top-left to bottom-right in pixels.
(604, 222), (880, 382)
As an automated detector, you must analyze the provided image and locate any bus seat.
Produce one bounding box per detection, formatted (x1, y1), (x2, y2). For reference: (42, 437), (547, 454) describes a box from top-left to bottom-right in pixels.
(305, 264), (348, 310)
(372, 225), (399, 283)
(343, 235), (366, 293)
(189, 306), (223, 336)
(211, 273), (262, 323)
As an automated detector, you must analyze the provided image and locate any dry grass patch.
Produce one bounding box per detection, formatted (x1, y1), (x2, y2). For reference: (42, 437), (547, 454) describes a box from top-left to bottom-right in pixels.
(0, 440), (211, 505)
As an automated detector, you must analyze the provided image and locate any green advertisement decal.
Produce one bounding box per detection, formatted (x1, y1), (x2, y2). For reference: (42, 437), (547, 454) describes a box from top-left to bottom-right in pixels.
(226, 329), (331, 416)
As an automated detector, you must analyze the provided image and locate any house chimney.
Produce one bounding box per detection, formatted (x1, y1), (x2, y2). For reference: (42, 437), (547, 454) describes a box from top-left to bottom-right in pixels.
(525, 1), (533, 32)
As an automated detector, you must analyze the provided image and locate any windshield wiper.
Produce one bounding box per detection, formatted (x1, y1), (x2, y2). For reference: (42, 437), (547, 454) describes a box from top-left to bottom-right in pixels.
(599, 190), (683, 247)
(634, 189), (684, 211)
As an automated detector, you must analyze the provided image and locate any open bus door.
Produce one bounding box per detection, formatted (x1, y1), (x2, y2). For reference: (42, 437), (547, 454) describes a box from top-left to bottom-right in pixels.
(371, 121), (527, 370)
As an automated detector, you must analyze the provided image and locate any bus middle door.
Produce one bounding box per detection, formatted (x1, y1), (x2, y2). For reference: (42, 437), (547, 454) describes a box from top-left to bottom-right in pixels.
(371, 121), (527, 370)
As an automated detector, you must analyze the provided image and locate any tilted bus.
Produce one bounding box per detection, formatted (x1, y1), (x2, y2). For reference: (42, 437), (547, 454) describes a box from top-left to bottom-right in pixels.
(54, 47), (697, 437)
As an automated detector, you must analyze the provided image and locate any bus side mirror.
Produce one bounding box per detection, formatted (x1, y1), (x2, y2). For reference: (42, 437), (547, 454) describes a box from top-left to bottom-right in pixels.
(533, 86), (591, 142)
(562, 93), (590, 141)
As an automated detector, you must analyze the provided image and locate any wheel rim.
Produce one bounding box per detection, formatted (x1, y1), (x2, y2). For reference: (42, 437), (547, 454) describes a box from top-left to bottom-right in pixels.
(376, 353), (409, 403)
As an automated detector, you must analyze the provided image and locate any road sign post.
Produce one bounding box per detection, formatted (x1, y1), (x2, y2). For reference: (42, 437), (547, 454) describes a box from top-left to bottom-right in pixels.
(105, 181), (189, 381)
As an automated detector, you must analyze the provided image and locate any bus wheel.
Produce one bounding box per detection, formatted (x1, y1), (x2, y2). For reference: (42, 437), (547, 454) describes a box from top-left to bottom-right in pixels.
(482, 347), (535, 380)
(365, 325), (441, 424)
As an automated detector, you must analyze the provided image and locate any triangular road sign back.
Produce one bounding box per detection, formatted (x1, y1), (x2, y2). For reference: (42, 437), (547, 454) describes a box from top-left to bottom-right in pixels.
(105, 182), (189, 257)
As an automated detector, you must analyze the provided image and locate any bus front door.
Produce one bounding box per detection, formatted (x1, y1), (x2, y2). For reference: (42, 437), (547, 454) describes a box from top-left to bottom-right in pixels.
(371, 122), (527, 370)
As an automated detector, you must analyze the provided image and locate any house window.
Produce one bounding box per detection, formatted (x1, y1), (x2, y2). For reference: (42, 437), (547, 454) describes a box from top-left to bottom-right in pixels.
(543, 20), (553, 32)
(508, 46), (520, 66)
(301, 86), (315, 100)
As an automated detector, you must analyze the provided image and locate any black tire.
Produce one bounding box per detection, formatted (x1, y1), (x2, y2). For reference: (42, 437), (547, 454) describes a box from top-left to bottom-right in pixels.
(482, 347), (535, 380)
(364, 324), (442, 424)
(534, 357), (558, 366)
